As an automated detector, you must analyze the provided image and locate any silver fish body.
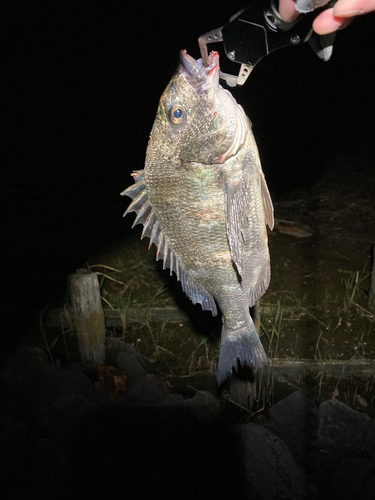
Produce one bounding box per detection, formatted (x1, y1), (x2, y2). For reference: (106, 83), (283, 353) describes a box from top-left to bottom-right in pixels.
(122, 51), (274, 385)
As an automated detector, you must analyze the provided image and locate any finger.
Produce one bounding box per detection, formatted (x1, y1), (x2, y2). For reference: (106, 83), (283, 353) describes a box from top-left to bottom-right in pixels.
(334, 0), (375, 16)
(312, 7), (353, 33)
(278, 0), (300, 21)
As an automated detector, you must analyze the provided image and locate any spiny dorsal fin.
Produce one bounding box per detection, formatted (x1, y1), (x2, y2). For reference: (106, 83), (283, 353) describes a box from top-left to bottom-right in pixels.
(122, 170), (217, 315)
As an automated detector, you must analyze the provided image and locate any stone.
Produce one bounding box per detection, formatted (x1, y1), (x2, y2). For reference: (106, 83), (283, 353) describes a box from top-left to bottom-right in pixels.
(314, 399), (371, 454)
(330, 457), (375, 500)
(57, 396), (98, 452)
(122, 374), (170, 403)
(49, 367), (94, 405)
(116, 351), (147, 378)
(105, 337), (151, 373)
(32, 438), (71, 500)
(17, 345), (49, 363)
(263, 390), (317, 464)
(172, 371), (218, 398)
(367, 420), (375, 459)
(33, 438), (70, 480)
(186, 390), (221, 424)
(231, 423), (306, 500)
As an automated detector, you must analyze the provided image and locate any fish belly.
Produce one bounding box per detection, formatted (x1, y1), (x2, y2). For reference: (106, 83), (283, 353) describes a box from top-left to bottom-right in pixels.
(145, 159), (238, 295)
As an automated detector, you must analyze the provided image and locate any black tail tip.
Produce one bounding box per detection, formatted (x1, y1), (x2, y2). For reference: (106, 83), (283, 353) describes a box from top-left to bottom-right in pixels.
(216, 334), (268, 386)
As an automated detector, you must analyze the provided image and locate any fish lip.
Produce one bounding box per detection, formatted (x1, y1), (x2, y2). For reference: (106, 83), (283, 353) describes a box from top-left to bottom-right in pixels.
(179, 50), (219, 92)
(179, 49), (248, 163)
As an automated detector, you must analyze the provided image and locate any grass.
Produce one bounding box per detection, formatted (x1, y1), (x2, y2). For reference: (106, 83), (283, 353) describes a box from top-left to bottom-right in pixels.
(38, 232), (373, 406)
(39, 303), (74, 367)
(314, 331), (324, 361)
(342, 269), (370, 311)
(260, 265), (374, 361)
(95, 260), (373, 370)
(261, 299), (283, 358)
(85, 232), (373, 364)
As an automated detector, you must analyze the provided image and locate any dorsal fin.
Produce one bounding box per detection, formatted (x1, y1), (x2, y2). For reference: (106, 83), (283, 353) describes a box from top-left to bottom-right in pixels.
(121, 170), (217, 316)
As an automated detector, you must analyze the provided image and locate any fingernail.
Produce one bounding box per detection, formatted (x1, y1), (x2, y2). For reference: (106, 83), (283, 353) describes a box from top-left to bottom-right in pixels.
(333, 0), (362, 16)
(334, 8), (361, 15)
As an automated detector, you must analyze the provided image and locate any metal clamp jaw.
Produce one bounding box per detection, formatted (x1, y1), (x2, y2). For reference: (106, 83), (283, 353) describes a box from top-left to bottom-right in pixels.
(198, 26), (253, 87)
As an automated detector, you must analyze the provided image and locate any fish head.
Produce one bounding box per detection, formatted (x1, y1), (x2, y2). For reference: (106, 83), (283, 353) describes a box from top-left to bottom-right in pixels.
(147, 50), (248, 166)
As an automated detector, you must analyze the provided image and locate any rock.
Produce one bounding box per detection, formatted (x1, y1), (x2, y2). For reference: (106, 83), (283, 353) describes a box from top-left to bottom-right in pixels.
(122, 374), (170, 404)
(17, 345), (50, 363)
(116, 351), (147, 378)
(171, 371), (218, 398)
(314, 399), (371, 454)
(0, 354), (57, 422)
(307, 449), (343, 498)
(57, 396), (98, 452)
(186, 390), (221, 424)
(161, 393), (185, 406)
(231, 423), (306, 500)
(263, 390), (317, 465)
(272, 371), (308, 401)
(329, 457), (375, 500)
(367, 420), (375, 459)
(32, 438), (71, 499)
(105, 337), (151, 374)
(0, 416), (35, 496)
(93, 379), (111, 400)
(49, 367), (94, 406)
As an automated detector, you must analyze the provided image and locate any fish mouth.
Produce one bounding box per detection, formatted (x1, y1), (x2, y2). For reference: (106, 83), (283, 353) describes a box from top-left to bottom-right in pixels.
(179, 50), (219, 93)
(179, 50), (248, 163)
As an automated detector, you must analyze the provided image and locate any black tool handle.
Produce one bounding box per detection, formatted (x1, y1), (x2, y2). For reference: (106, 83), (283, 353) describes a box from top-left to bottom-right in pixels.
(222, 0), (329, 67)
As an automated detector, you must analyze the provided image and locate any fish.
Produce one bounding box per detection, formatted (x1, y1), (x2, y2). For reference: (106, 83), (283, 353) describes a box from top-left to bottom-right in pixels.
(121, 50), (274, 385)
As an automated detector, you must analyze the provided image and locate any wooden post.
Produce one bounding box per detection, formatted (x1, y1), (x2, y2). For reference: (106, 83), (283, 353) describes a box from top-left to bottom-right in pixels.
(369, 245), (375, 314)
(68, 269), (106, 367)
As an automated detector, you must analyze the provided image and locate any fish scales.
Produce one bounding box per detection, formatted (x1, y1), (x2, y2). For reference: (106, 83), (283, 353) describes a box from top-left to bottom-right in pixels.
(122, 50), (274, 384)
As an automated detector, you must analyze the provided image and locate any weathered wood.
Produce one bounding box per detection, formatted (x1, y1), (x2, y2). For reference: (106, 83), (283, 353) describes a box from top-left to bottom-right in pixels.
(43, 306), (188, 329)
(68, 269), (106, 367)
(273, 218), (313, 238)
(104, 306), (187, 326)
(43, 303), (301, 329)
(268, 358), (375, 380)
(369, 244), (375, 313)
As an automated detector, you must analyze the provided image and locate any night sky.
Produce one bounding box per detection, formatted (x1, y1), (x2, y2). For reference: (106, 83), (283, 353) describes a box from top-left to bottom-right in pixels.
(2, 1), (375, 321)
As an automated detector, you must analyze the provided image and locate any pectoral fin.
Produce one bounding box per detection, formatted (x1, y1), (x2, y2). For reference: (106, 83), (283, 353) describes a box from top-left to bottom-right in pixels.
(222, 162), (247, 276)
(260, 171), (274, 230)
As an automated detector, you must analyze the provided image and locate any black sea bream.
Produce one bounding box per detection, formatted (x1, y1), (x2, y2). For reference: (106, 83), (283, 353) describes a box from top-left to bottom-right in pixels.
(122, 50), (274, 384)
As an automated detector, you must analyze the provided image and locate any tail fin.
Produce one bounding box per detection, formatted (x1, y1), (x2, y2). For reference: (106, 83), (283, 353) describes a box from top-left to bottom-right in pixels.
(217, 324), (268, 386)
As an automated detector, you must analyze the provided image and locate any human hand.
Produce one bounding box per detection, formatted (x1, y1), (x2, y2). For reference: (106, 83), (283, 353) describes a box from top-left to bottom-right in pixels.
(278, 0), (375, 34)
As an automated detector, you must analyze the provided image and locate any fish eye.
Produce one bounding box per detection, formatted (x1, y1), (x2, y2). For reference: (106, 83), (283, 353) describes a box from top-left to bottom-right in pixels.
(170, 104), (187, 125)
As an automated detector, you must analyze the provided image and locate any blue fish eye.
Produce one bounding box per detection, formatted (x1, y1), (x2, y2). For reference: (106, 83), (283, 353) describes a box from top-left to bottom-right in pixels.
(174, 108), (183, 119)
(170, 104), (187, 125)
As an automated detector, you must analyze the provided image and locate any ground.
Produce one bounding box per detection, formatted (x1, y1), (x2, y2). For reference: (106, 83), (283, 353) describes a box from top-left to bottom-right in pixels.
(72, 152), (375, 393)
(3, 150), (374, 413)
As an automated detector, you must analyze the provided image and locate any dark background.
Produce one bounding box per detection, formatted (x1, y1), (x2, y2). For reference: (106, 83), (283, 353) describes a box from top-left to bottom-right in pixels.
(2, 0), (375, 323)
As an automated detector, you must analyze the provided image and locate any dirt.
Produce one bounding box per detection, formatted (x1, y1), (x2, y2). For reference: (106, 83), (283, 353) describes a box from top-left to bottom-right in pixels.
(266, 153), (375, 360)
